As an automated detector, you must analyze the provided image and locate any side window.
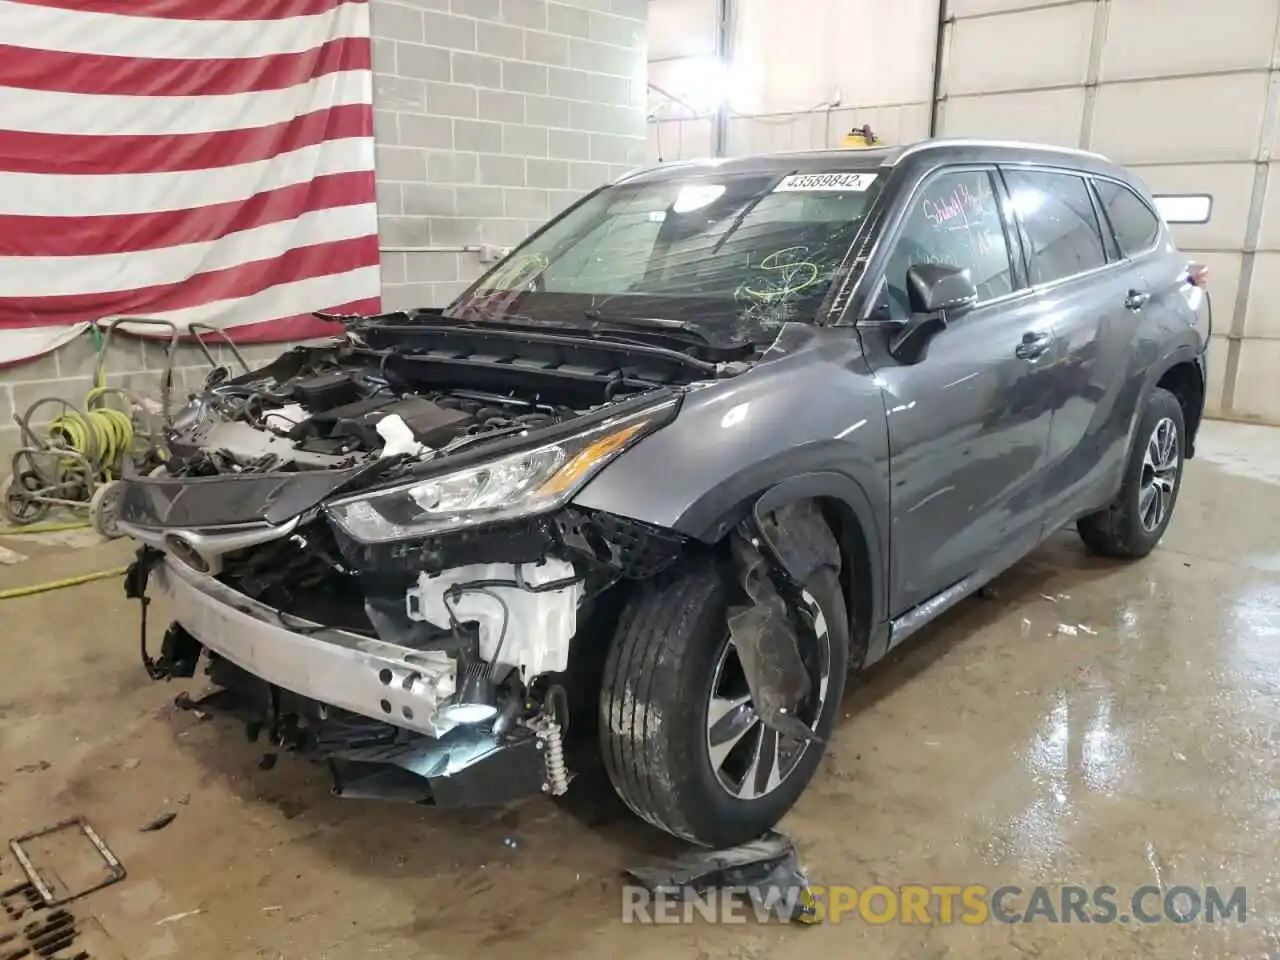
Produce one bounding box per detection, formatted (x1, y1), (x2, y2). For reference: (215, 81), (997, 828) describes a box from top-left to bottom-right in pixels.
(1003, 169), (1107, 284)
(1093, 179), (1161, 257)
(883, 169), (1014, 321)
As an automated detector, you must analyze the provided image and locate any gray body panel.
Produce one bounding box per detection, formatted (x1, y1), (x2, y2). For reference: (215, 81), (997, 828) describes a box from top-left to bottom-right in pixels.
(573, 138), (1207, 662)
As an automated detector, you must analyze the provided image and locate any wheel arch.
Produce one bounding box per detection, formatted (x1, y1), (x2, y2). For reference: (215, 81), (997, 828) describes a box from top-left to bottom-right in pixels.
(1129, 344), (1204, 460)
(682, 471), (886, 669)
(1153, 355), (1205, 458)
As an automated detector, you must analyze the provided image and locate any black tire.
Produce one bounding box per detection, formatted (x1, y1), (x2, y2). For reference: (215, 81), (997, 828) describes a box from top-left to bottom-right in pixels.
(599, 555), (849, 848)
(1077, 386), (1185, 559)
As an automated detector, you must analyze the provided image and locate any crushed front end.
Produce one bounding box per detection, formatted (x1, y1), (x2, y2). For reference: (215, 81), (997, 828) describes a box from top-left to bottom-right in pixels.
(117, 312), (737, 806)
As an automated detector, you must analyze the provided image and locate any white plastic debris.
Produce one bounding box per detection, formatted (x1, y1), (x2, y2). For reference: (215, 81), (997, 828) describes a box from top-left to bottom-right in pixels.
(377, 413), (426, 458)
(1057, 624), (1079, 637)
(263, 403), (307, 432)
(1078, 624), (1098, 636)
(155, 909), (204, 925)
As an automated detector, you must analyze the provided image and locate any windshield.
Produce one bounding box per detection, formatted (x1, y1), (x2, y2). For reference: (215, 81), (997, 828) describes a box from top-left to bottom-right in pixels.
(445, 169), (882, 345)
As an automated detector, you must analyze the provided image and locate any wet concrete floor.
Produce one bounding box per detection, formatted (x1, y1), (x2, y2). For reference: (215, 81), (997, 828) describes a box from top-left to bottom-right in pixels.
(1, 419), (1279, 959)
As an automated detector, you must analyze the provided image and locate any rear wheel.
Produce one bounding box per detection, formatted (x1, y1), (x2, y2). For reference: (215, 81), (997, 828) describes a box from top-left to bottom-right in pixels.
(1077, 386), (1185, 558)
(599, 554), (848, 847)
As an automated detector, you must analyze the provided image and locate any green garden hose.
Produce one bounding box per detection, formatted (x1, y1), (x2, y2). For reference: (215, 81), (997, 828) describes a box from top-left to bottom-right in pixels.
(46, 386), (136, 481)
(0, 565), (128, 601)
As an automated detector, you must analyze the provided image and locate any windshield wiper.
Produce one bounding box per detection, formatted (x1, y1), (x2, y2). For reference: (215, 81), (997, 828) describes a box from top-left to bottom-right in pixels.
(455, 307), (721, 349)
(582, 310), (717, 346)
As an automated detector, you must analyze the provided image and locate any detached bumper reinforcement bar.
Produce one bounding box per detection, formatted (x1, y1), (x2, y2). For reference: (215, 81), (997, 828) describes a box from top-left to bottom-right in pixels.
(154, 559), (458, 738)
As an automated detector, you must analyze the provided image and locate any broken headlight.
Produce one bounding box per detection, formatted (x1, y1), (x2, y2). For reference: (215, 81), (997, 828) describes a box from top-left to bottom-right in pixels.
(324, 399), (676, 543)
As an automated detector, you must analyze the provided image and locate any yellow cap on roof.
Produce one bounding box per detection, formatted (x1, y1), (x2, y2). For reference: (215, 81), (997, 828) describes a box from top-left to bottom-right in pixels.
(842, 126), (880, 148)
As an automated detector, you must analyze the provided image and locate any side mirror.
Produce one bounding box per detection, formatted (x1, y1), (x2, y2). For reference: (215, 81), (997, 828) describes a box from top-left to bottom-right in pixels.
(889, 263), (979, 363)
(907, 262), (978, 314)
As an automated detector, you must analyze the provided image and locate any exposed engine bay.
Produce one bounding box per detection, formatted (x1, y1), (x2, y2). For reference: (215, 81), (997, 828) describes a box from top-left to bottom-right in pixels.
(168, 349), (598, 476)
(119, 310), (746, 806)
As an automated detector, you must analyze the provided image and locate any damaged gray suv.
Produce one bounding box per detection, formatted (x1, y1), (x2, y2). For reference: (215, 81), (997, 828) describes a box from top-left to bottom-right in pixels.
(120, 138), (1209, 848)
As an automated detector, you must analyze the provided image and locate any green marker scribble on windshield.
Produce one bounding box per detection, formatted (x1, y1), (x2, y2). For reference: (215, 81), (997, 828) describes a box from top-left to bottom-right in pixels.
(741, 247), (821, 303)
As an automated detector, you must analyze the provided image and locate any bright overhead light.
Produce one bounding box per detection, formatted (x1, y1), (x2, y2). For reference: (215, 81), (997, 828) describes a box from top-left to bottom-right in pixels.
(670, 56), (729, 115)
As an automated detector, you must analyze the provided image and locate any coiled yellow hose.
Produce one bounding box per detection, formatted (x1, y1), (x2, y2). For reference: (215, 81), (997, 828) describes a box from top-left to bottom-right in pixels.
(46, 387), (136, 481)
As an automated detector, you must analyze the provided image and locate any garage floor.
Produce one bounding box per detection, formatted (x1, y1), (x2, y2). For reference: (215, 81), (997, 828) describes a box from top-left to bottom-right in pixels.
(2, 420), (1278, 960)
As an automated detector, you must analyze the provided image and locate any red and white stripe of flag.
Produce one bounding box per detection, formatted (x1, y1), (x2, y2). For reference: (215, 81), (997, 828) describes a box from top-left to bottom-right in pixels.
(0, 0), (382, 366)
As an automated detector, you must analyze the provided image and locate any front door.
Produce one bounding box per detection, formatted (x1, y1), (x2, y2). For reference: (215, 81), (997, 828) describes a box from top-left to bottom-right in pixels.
(860, 167), (1060, 619)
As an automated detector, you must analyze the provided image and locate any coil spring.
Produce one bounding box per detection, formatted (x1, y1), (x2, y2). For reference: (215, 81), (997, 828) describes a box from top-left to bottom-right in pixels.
(539, 719), (569, 796)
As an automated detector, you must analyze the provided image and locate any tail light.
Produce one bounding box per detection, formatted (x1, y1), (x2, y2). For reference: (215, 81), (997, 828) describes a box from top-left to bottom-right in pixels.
(1185, 262), (1212, 344)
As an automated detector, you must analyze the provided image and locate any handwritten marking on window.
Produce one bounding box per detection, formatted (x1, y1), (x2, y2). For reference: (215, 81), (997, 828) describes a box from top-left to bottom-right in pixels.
(922, 179), (995, 228)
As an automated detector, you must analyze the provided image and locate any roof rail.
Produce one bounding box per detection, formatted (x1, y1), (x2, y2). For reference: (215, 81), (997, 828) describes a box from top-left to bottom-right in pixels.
(889, 137), (1110, 165)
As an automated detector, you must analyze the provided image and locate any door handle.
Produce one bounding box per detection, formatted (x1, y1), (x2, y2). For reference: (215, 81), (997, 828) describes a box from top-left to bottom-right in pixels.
(1125, 290), (1151, 311)
(1015, 331), (1052, 360)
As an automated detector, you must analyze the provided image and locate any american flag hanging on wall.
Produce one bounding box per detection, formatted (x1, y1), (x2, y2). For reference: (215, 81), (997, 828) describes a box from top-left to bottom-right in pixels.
(0, 0), (382, 366)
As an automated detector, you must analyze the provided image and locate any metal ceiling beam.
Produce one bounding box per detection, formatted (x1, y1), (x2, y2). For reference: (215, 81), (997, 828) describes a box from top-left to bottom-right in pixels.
(712, 0), (733, 157)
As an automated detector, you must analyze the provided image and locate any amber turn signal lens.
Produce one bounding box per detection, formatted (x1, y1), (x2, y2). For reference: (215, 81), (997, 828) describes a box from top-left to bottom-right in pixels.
(538, 423), (645, 497)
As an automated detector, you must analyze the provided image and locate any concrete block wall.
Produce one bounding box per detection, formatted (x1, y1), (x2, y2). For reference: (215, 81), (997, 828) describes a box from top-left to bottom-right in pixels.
(369, 0), (650, 311)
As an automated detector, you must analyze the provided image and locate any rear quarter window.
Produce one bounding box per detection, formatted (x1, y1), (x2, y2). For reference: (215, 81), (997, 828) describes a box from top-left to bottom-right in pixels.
(1094, 179), (1161, 257)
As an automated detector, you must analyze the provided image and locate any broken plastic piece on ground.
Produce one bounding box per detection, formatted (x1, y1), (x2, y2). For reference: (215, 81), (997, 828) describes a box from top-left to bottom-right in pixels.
(140, 812), (177, 833)
(623, 829), (818, 924)
(8, 817), (126, 907)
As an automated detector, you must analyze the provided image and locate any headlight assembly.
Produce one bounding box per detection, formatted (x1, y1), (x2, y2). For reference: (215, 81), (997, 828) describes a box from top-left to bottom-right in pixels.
(324, 399), (676, 543)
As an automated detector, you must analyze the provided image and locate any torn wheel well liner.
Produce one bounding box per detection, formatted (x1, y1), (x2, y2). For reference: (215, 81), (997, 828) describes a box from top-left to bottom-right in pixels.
(732, 473), (883, 658)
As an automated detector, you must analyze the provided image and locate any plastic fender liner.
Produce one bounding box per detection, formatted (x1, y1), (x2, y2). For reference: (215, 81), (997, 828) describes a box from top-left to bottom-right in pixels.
(725, 502), (841, 743)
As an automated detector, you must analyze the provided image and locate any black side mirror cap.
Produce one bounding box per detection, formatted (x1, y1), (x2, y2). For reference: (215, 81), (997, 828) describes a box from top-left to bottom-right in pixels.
(907, 262), (979, 315)
(888, 263), (979, 364)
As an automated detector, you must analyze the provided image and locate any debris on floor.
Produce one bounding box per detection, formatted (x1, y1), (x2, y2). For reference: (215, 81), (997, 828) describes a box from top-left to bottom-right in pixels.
(154, 908), (204, 926)
(624, 830), (818, 924)
(140, 812), (177, 833)
(0, 545), (28, 565)
(1057, 623), (1099, 637)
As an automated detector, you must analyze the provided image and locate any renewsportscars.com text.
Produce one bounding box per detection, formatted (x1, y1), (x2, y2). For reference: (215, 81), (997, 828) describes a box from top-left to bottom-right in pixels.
(622, 884), (1248, 925)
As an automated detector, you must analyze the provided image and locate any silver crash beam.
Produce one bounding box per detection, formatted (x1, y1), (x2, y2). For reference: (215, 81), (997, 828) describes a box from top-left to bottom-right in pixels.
(154, 559), (459, 737)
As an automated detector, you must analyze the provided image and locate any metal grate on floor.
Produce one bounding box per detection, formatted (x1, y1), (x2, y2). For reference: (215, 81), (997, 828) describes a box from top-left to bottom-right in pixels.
(0, 881), (91, 960)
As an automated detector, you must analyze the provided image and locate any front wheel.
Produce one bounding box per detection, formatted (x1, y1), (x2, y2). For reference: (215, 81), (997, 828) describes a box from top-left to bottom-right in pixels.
(599, 555), (849, 848)
(1077, 386), (1185, 558)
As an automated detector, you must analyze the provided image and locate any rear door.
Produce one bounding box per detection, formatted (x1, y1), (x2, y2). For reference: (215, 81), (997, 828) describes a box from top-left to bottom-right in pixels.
(1000, 167), (1140, 521)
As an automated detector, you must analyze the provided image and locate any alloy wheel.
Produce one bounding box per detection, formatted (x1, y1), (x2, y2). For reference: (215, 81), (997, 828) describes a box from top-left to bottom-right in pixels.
(704, 589), (832, 800)
(1139, 416), (1180, 533)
